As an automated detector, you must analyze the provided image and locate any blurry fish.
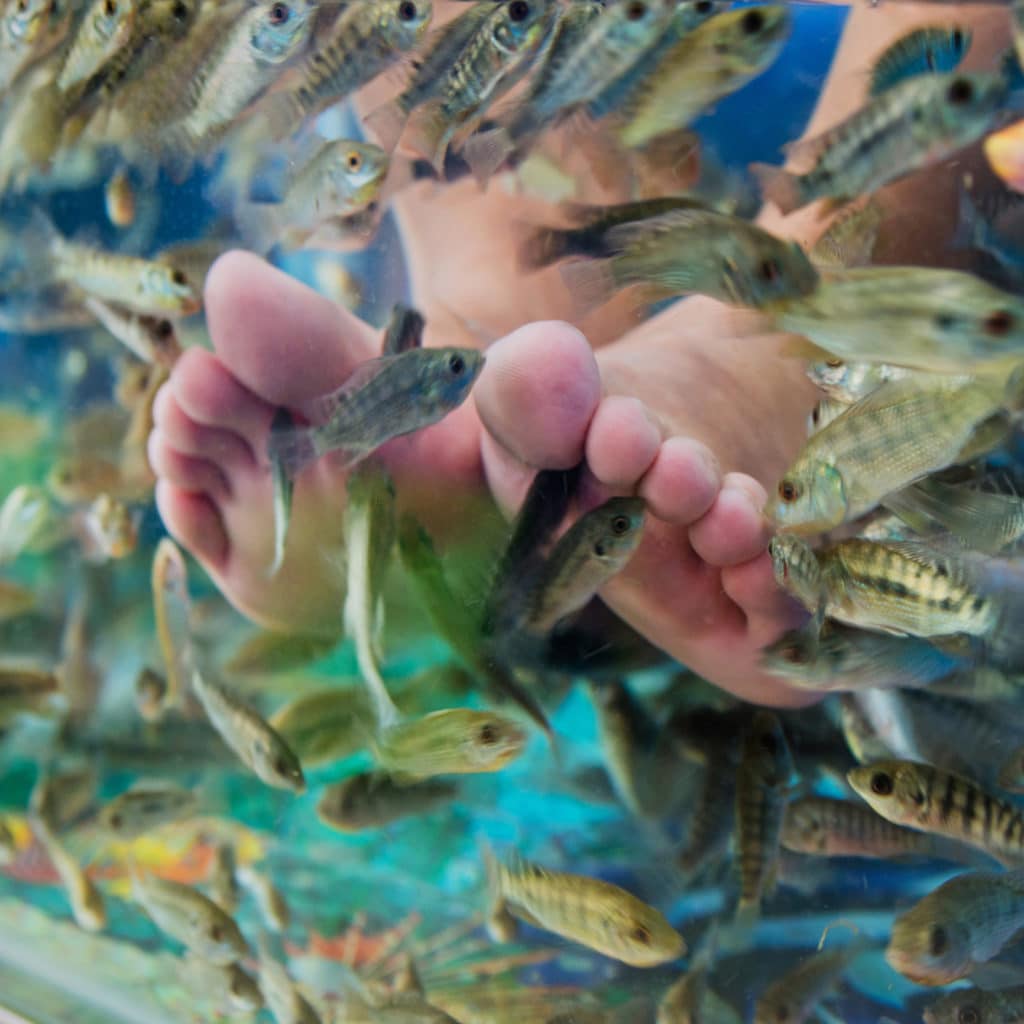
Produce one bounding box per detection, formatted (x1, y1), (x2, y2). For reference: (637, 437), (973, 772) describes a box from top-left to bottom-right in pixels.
(373, 708), (526, 781)
(617, 5), (790, 149)
(809, 199), (883, 271)
(524, 202), (818, 312)
(752, 943), (866, 1024)
(0, 0), (68, 96)
(238, 863), (290, 933)
(485, 846), (685, 966)
(754, 71), (1007, 214)
(191, 668), (306, 792)
(0, 664), (60, 724)
(104, 168), (135, 227)
(848, 760), (1024, 866)
(47, 452), (147, 504)
(30, 812), (106, 932)
(268, 686), (376, 767)
(151, 537), (194, 712)
(132, 871), (249, 965)
(56, 0), (138, 93)
(344, 463), (400, 730)
(382, 303), (425, 355)
(316, 770), (458, 832)
(804, 358), (909, 405)
(886, 869), (1024, 985)
(840, 694), (894, 765)
(868, 26), (971, 97)
(179, 955), (264, 1015)
(84, 297), (182, 367)
(0, 576), (34, 620)
(953, 185), (1024, 281)
(734, 711), (797, 923)
(225, 629), (338, 676)
(258, 935), (323, 1024)
(29, 764), (97, 832)
(923, 985), (1024, 1024)
(208, 841), (239, 915)
(74, 492), (139, 561)
(768, 374), (1019, 533)
(134, 665), (168, 722)
(98, 780), (199, 839)
(266, 347), (483, 480)
(0, 484), (63, 563)
(658, 963), (741, 1024)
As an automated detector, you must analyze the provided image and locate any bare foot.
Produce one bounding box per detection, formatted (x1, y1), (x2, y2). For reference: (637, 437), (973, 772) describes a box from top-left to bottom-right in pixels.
(151, 252), (815, 708)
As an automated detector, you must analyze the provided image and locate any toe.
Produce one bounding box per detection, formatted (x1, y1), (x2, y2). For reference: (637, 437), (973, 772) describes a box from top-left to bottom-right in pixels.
(205, 250), (379, 406)
(721, 552), (809, 646)
(148, 431), (232, 501)
(584, 396), (660, 490)
(639, 436), (720, 525)
(155, 481), (228, 568)
(153, 385), (257, 471)
(689, 473), (771, 567)
(475, 321), (600, 470)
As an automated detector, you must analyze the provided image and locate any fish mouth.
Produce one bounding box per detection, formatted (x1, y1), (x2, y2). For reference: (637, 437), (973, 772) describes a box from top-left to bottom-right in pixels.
(885, 947), (956, 987)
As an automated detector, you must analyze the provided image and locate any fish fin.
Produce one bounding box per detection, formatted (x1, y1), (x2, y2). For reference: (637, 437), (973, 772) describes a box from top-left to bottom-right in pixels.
(381, 303), (425, 355)
(402, 100), (454, 176)
(558, 257), (616, 318)
(750, 162), (805, 216)
(517, 223), (572, 272)
(461, 126), (515, 190)
(265, 424), (320, 479)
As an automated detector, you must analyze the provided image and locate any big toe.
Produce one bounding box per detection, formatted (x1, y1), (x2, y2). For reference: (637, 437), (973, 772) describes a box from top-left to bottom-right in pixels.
(205, 250), (379, 407)
(476, 321), (600, 509)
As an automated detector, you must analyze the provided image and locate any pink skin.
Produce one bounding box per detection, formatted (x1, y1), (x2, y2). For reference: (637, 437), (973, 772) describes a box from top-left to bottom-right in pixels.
(150, 250), (816, 709)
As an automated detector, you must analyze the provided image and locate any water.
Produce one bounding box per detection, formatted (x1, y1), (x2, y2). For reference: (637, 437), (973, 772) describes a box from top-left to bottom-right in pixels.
(0, 1), (1023, 1022)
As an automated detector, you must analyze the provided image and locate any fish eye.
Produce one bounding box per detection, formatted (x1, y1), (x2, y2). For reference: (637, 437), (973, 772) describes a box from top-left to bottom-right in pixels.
(593, 540), (607, 557)
(778, 479), (800, 503)
(109, 813), (122, 829)
(478, 722), (498, 745)
(610, 514), (631, 535)
(758, 730), (778, 754)
(345, 150), (363, 171)
(958, 1007), (980, 1024)
(447, 353), (466, 374)
(103, 0), (116, 13)
(758, 259), (780, 282)
(268, 1), (289, 23)
(825, 357), (843, 368)
(210, 923), (224, 942)
(155, 320), (173, 339)
(16, 0), (27, 11)
(741, 8), (764, 33)
(170, 269), (188, 286)
(695, 0), (712, 12)
(782, 642), (807, 664)
(397, 0), (417, 19)
(869, 771), (893, 796)
(952, 28), (965, 50)
(274, 755), (290, 775)
(508, 0), (530, 21)
(984, 309), (1014, 336)
(629, 923), (651, 945)
(946, 77), (974, 105)
(929, 924), (948, 957)
(625, 0), (647, 20)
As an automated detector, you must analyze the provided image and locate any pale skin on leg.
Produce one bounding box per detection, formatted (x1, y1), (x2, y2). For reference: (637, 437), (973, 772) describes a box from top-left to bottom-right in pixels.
(149, 2), (1007, 708)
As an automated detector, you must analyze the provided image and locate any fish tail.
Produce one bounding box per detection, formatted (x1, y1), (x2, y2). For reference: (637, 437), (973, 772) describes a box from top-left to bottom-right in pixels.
(402, 100), (454, 177)
(518, 224), (572, 271)
(558, 257), (616, 318)
(750, 162), (805, 216)
(266, 424), (320, 479)
(462, 126), (515, 189)
(363, 99), (410, 155)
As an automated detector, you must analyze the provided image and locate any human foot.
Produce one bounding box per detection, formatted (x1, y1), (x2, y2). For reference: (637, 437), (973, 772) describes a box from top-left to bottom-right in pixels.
(150, 252), (815, 707)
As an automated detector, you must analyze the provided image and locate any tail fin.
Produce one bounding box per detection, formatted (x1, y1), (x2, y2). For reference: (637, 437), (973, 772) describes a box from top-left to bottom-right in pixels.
(558, 257), (617, 318)
(402, 100), (454, 176)
(266, 423), (320, 479)
(750, 162), (806, 216)
(517, 223), (572, 271)
(462, 126), (515, 189)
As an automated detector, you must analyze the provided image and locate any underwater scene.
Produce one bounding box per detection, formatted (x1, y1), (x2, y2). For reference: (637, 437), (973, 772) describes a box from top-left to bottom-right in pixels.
(6, 0), (1024, 1021)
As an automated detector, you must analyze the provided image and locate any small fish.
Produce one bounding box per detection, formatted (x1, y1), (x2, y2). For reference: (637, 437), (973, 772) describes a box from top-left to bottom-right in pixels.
(209, 842), (239, 915)
(238, 864), (290, 933)
(924, 985), (1024, 1024)
(257, 936), (323, 1024)
(29, 764), (97, 832)
(804, 358), (908, 405)
(316, 771), (458, 832)
(344, 463), (400, 730)
(734, 711), (797, 923)
(809, 199), (883, 271)
(754, 71), (1008, 215)
(132, 871), (249, 965)
(268, 686), (377, 767)
(31, 812), (106, 932)
(0, 0), (68, 96)
(134, 665), (168, 722)
(84, 297), (181, 368)
(657, 965), (741, 1024)
(151, 537), (194, 712)
(0, 483), (62, 563)
(953, 185), (1024, 281)
(104, 167), (135, 227)
(768, 374), (1018, 533)
(484, 846), (685, 966)
(886, 869), (1024, 986)
(617, 5), (790, 149)
(868, 26), (971, 97)
(848, 760), (1024, 866)
(56, 0), (138, 92)
(753, 943), (866, 1024)
(498, 496), (645, 637)
(179, 956), (264, 1015)
(266, 347), (483, 480)
(75, 492), (139, 561)
(191, 669), (306, 792)
(98, 780), (199, 839)
(528, 203), (818, 312)
(381, 303), (425, 355)
(373, 708), (527, 781)
(985, 116), (1024, 196)
(0, 664), (57, 725)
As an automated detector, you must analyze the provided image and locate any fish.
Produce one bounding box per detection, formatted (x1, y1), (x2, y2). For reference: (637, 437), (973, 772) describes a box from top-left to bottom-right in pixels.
(98, 780), (200, 838)
(268, 686), (378, 767)
(30, 811), (106, 932)
(382, 303), (425, 355)
(923, 985), (1024, 1024)
(549, 205), (819, 313)
(208, 841), (239, 915)
(131, 871), (249, 965)
(373, 708), (527, 781)
(0, 664), (58, 724)
(134, 665), (168, 722)
(753, 944), (867, 1024)
(74, 492), (139, 561)
(104, 167), (135, 226)
(886, 869), (1024, 986)
(768, 374), (1019, 533)
(225, 630), (340, 676)
(266, 347), (483, 480)
(804, 358), (908, 405)
(848, 760), (1024, 866)
(953, 184), (1024, 281)
(734, 711), (797, 923)
(178, 956), (264, 1014)
(0, 0), (68, 96)
(29, 764), (97, 832)
(55, 0), (138, 94)
(753, 71), (1008, 215)
(257, 935), (323, 1024)
(809, 198), (883, 271)
(316, 771), (458, 832)
(84, 297), (182, 367)
(151, 536), (194, 713)
(868, 26), (971, 97)
(484, 846), (685, 966)
(238, 863), (290, 933)
(343, 462), (400, 730)
(190, 668), (306, 792)
(657, 965), (741, 1024)
(617, 5), (790, 149)
(0, 483), (63, 563)
(496, 496), (645, 638)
